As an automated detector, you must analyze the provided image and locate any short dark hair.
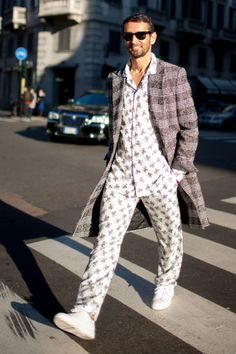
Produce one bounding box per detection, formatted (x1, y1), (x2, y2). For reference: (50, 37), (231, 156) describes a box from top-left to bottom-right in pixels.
(122, 13), (155, 33)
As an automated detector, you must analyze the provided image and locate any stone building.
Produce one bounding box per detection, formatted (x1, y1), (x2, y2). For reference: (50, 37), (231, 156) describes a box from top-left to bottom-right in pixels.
(0, 0), (236, 112)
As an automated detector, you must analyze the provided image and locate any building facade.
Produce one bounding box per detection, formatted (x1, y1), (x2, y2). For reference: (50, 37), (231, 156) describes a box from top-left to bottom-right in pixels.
(0, 0), (236, 112)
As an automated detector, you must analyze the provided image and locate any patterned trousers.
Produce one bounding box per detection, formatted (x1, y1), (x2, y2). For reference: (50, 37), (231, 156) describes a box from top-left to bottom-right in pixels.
(74, 172), (183, 320)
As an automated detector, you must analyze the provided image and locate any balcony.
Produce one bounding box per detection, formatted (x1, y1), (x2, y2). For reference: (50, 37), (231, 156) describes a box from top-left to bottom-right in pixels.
(38, 0), (82, 25)
(176, 19), (206, 42)
(3, 7), (27, 31)
(212, 28), (236, 49)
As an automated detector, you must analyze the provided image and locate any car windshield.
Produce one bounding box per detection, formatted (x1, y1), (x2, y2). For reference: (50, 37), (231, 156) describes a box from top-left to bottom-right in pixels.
(74, 93), (108, 106)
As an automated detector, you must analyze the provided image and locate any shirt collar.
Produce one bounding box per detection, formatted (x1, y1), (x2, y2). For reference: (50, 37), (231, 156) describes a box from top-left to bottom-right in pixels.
(124, 52), (157, 78)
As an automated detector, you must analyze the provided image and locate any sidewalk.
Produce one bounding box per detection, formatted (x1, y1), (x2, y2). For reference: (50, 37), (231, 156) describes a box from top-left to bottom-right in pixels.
(0, 110), (46, 123)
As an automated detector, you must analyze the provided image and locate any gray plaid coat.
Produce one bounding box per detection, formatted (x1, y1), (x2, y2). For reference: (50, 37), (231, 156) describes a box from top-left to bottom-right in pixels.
(73, 59), (209, 238)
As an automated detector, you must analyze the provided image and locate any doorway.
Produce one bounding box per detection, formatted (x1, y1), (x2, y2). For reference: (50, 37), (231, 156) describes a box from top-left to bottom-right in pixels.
(53, 67), (75, 105)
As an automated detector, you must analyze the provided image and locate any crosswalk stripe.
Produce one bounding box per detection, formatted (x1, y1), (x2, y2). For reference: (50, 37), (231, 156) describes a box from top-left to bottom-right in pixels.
(222, 196), (236, 205)
(28, 235), (236, 354)
(206, 207), (236, 230)
(0, 282), (89, 354)
(133, 228), (236, 274)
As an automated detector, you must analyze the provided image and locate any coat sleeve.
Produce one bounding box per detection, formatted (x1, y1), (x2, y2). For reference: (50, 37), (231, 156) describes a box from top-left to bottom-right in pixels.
(171, 67), (199, 173)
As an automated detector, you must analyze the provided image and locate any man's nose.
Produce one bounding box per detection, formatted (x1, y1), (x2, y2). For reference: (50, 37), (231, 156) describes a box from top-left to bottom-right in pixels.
(130, 35), (139, 44)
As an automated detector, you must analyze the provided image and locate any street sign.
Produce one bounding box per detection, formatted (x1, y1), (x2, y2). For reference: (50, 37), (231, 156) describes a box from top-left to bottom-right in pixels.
(15, 47), (28, 61)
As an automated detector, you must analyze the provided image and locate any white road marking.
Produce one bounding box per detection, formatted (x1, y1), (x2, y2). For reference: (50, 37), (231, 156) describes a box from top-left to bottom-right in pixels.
(134, 228), (236, 274)
(206, 207), (236, 230)
(0, 192), (47, 216)
(0, 282), (89, 354)
(29, 235), (236, 354)
(222, 196), (236, 205)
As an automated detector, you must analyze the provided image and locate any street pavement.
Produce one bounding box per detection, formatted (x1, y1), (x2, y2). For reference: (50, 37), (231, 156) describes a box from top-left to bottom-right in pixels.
(0, 116), (236, 354)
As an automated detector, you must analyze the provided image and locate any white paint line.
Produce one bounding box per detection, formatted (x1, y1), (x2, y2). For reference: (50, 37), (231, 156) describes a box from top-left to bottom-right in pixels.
(222, 197), (236, 205)
(29, 236), (236, 354)
(226, 140), (236, 144)
(0, 282), (88, 354)
(206, 207), (236, 230)
(0, 192), (47, 216)
(133, 227), (236, 274)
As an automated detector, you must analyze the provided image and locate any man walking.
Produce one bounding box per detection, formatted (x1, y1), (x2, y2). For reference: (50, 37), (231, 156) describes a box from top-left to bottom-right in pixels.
(53, 13), (209, 340)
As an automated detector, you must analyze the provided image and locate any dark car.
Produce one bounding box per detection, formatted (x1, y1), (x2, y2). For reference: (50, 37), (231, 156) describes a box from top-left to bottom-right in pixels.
(199, 104), (236, 130)
(46, 91), (109, 143)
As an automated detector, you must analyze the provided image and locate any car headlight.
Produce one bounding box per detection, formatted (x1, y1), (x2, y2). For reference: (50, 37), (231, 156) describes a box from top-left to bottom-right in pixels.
(86, 114), (109, 125)
(48, 111), (60, 119)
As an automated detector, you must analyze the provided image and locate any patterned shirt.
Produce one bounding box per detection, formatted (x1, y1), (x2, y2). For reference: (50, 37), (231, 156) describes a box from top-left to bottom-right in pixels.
(107, 53), (180, 197)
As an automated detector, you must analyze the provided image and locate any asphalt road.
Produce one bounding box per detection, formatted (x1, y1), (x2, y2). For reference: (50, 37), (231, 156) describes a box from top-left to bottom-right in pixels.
(0, 117), (236, 354)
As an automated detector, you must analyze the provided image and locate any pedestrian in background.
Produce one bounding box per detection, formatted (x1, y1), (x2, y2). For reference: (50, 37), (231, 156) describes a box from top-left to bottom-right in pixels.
(23, 87), (34, 119)
(53, 13), (209, 340)
(28, 87), (37, 119)
(36, 88), (46, 117)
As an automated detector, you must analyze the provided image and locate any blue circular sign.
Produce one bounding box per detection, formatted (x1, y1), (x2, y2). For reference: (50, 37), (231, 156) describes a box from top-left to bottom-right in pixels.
(15, 47), (28, 61)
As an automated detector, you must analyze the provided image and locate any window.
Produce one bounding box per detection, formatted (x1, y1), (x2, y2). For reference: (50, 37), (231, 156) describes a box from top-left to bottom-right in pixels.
(207, 1), (213, 28)
(214, 50), (223, 71)
(7, 38), (14, 57)
(159, 40), (169, 61)
(138, 0), (148, 6)
(198, 47), (207, 68)
(170, 0), (176, 19)
(30, 0), (39, 8)
(182, 0), (204, 21)
(104, 0), (121, 5)
(58, 28), (70, 52)
(190, 0), (202, 20)
(27, 32), (34, 54)
(216, 4), (224, 29)
(179, 43), (189, 67)
(230, 54), (236, 73)
(17, 36), (23, 48)
(182, 0), (189, 18)
(229, 8), (236, 31)
(107, 30), (120, 54)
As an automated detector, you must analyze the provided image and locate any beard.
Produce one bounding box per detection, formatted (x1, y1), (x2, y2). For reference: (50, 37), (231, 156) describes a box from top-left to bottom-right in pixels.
(127, 44), (149, 58)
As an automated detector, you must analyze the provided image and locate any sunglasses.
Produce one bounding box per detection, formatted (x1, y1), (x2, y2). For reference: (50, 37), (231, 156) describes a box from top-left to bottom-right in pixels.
(123, 31), (152, 41)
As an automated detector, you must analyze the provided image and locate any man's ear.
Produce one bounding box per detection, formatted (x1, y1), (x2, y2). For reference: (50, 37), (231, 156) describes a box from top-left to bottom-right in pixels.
(151, 32), (157, 45)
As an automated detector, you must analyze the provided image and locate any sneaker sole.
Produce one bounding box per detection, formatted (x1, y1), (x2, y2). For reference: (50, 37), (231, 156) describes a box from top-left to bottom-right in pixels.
(53, 315), (95, 340)
(151, 301), (172, 310)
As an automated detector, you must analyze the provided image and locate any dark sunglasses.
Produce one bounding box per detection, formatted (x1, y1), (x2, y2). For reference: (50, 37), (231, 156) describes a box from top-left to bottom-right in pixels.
(123, 31), (152, 41)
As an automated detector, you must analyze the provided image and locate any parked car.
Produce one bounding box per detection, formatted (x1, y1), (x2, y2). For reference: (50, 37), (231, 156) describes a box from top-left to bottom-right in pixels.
(198, 104), (236, 129)
(197, 100), (227, 115)
(46, 90), (109, 143)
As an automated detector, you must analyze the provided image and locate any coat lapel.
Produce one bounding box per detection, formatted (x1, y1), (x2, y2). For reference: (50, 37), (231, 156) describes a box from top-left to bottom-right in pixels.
(148, 60), (168, 160)
(111, 71), (126, 146)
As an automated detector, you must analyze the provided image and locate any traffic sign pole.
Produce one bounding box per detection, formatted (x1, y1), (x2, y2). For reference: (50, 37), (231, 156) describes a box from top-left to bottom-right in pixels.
(15, 48), (28, 116)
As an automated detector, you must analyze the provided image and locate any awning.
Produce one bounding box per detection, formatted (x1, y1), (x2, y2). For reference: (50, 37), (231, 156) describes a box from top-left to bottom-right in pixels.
(197, 76), (219, 94)
(211, 78), (236, 95)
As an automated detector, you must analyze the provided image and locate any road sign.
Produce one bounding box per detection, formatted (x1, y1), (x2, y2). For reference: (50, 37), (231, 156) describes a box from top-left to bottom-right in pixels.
(15, 47), (28, 61)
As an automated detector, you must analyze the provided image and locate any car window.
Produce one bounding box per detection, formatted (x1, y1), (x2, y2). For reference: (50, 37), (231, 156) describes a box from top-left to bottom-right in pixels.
(223, 105), (234, 113)
(74, 93), (108, 106)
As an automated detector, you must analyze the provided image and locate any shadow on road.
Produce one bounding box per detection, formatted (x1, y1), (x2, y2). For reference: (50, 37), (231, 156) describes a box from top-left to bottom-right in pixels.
(16, 126), (50, 142)
(0, 201), (66, 321)
(16, 125), (106, 145)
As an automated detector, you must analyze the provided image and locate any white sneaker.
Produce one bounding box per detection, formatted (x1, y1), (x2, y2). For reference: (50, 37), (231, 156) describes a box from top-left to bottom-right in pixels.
(53, 310), (95, 340)
(151, 285), (175, 310)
